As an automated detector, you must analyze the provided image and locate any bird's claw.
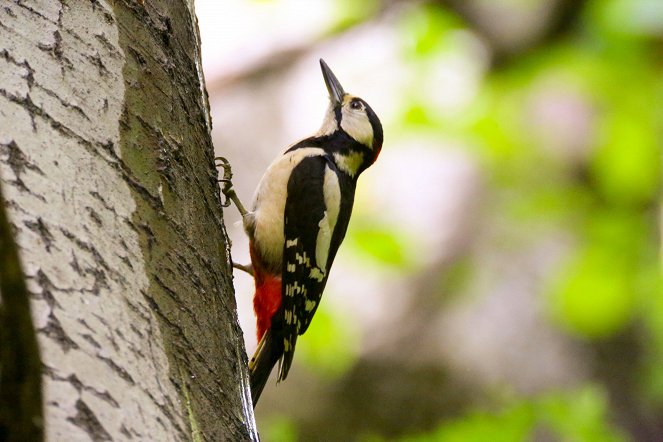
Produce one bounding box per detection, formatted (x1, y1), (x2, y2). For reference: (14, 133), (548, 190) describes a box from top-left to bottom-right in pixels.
(215, 156), (248, 216)
(215, 156), (234, 208)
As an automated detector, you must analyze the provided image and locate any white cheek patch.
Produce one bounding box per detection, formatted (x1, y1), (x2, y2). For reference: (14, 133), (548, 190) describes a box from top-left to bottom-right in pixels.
(314, 166), (341, 271)
(340, 110), (373, 147)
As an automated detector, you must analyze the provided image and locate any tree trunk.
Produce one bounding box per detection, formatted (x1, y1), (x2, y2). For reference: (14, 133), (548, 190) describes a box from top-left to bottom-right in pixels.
(0, 1), (257, 440)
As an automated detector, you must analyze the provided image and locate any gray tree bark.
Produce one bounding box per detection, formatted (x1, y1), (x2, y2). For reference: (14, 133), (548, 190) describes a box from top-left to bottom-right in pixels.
(0, 0), (257, 440)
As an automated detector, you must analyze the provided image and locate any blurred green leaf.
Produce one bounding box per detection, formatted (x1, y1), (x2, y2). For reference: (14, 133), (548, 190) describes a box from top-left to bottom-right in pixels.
(261, 415), (298, 442)
(297, 304), (359, 378)
(398, 386), (625, 441)
(347, 223), (412, 268)
(399, 403), (533, 442)
(537, 386), (627, 442)
(591, 110), (660, 206)
(399, 4), (464, 58)
(329, 0), (380, 34)
(548, 245), (631, 338)
(547, 209), (652, 339)
(586, 0), (663, 38)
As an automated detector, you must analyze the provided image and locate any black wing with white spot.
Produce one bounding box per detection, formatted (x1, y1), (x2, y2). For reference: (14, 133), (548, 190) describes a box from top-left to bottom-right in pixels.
(275, 154), (346, 381)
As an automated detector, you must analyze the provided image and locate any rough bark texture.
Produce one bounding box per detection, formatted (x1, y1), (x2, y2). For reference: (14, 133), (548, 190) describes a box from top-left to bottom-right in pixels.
(0, 0), (257, 440)
(0, 178), (43, 441)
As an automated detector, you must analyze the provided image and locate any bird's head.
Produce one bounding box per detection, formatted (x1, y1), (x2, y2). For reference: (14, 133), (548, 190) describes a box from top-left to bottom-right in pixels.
(317, 59), (383, 173)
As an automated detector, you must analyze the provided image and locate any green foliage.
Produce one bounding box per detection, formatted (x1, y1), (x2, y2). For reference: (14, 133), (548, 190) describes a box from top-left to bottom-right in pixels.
(347, 222), (413, 268)
(535, 386), (627, 442)
(329, 0), (380, 34)
(399, 404), (532, 442)
(398, 386), (625, 442)
(547, 210), (650, 338)
(399, 4), (464, 58)
(261, 415), (298, 442)
(287, 0), (662, 437)
(296, 303), (359, 378)
(586, 0), (663, 38)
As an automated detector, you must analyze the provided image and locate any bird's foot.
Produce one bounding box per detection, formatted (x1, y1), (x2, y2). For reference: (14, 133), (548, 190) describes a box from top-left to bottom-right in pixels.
(215, 156), (248, 216)
(233, 262), (254, 276)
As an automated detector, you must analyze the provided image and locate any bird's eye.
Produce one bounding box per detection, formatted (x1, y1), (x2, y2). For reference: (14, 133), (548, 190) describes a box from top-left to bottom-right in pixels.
(350, 100), (362, 110)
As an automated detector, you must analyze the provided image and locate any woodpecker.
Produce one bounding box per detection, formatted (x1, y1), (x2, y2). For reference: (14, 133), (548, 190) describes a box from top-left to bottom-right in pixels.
(220, 59), (383, 407)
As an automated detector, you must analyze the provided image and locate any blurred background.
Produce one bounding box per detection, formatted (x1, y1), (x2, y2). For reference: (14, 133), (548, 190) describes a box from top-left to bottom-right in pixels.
(197, 0), (662, 440)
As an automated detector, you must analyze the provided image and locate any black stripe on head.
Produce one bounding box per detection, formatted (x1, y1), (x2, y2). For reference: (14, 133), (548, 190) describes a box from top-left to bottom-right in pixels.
(334, 102), (343, 125)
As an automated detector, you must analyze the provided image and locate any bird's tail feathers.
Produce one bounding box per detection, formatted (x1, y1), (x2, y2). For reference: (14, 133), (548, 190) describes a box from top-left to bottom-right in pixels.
(249, 329), (283, 408)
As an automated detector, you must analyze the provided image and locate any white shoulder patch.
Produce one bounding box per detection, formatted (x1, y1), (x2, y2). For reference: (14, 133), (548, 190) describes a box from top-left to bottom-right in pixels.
(315, 165), (341, 271)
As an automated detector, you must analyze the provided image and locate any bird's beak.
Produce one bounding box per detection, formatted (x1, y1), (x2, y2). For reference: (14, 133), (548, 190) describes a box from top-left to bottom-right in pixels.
(320, 59), (345, 106)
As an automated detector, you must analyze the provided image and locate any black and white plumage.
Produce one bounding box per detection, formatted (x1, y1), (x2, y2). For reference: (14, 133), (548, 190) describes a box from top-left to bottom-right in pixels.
(245, 59), (383, 406)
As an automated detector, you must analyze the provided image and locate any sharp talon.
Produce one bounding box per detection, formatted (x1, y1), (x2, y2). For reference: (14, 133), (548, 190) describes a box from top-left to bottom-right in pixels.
(214, 156), (248, 216)
(215, 157), (236, 207)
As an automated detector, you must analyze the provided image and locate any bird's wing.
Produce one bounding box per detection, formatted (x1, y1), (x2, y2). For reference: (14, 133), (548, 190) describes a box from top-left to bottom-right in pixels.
(276, 154), (344, 381)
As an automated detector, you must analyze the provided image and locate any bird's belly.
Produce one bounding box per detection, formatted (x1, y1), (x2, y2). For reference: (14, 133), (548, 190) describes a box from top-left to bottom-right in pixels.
(250, 147), (325, 270)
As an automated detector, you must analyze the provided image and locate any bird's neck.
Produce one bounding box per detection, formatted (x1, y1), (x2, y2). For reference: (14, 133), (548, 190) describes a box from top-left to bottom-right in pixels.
(322, 131), (377, 178)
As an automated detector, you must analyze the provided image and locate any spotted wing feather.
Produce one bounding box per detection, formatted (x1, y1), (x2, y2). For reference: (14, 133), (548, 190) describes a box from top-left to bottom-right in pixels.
(276, 155), (335, 381)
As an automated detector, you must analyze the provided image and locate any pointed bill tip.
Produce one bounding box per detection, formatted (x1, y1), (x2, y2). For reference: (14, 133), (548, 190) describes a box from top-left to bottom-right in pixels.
(319, 59), (345, 105)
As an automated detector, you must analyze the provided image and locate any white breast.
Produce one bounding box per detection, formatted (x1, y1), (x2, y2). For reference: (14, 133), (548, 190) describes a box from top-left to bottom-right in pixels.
(248, 147), (325, 267)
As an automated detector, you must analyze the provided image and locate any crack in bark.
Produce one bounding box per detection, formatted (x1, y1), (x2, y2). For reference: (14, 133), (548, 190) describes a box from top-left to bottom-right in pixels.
(2, 5), (17, 19)
(89, 190), (117, 213)
(67, 399), (112, 442)
(153, 273), (194, 316)
(23, 217), (54, 252)
(13, 0), (58, 24)
(34, 82), (90, 121)
(85, 51), (109, 77)
(95, 32), (121, 57)
(58, 227), (110, 270)
(56, 244), (114, 296)
(89, 0), (115, 25)
(32, 269), (68, 307)
(141, 385), (186, 437)
(0, 48), (34, 89)
(39, 313), (79, 353)
(119, 424), (133, 439)
(36, 29), (63, 62)
(0, 139), (45, 186)
(80, 333), (102, 349)
(44, 367), (122, 410)
(85, 206), (103, 227)
(95, 354), (135, 386)
(0, 89), (166, 218)
(68, 374), (120, 409)
(117, 252), (134, 270)
(140, 292), (211, 369)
